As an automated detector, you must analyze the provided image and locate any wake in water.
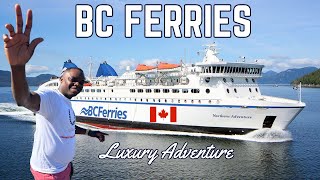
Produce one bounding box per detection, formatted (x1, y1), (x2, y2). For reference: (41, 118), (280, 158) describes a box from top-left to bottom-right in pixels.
(0, 103), (35, 122)
(77, 122), (292, 143)
(212, 128), (293, 142)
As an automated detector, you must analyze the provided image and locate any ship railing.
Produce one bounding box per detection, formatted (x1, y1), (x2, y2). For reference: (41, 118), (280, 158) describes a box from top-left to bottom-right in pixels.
(256, 95), (301, 104)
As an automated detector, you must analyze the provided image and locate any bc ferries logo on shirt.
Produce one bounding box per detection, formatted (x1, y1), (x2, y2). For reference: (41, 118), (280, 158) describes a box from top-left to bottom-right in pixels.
(80, 106), (127, 119)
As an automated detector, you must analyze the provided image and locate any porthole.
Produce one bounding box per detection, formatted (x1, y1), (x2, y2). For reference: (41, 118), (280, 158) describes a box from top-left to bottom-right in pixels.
(206, 89), (210, 94)
(209, 100), (212, 103)
(191, 100), (194, 103)
(231, 78), (234, 83)
(234, 88), (237, 93)
(205, 77), (210, 83)
(223, 78), (227, 83)
(249, 88), (252, 93)
(227, 89), (230, 93)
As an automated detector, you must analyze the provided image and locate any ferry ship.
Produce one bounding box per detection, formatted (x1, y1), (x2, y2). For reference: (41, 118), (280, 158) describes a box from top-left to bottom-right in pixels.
(41, 44), (305, 135)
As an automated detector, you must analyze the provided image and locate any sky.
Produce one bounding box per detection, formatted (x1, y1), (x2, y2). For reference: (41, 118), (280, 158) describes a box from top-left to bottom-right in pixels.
(1, 0), (320, 77)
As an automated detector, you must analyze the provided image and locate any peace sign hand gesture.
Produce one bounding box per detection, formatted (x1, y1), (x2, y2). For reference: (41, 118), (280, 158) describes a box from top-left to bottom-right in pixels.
(3, 4), (43, 66)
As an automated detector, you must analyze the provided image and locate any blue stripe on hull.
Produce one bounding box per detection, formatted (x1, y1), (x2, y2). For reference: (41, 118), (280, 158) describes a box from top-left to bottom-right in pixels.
(77, 116), (256, 135)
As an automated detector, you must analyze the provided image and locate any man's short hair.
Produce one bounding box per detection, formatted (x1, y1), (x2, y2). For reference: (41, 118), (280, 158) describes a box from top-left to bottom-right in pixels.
(60, 67), (85, 78)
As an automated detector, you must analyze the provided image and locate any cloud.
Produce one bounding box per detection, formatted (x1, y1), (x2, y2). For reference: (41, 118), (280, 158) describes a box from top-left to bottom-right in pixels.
(26, 65), (49, 75)
(258, 58), (320, 72)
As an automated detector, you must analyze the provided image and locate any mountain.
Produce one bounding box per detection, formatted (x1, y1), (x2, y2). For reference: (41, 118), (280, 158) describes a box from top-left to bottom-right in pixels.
(292, 69), (320, 86)
(0, 70), (57, 87)
(259, 67), (318, 84)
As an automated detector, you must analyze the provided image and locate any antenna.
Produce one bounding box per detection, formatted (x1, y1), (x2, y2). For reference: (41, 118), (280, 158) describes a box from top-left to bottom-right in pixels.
(88, 56), (93, 79)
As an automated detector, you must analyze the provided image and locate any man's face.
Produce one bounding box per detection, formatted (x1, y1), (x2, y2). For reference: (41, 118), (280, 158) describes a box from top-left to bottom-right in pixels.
(59, 69), (85, 99)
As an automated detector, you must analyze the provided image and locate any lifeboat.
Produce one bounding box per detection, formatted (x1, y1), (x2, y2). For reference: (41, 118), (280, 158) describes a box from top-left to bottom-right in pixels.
(135, 64), (156, 71)
(157, 62), (180, 70)
(83, 82), (92, 86)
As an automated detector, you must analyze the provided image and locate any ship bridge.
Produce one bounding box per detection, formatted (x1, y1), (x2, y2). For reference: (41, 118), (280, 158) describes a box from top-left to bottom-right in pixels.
(195, 44), (264, 78)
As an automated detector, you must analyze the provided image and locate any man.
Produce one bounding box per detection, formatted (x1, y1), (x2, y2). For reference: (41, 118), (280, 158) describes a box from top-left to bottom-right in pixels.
(3, 4), (106, 179)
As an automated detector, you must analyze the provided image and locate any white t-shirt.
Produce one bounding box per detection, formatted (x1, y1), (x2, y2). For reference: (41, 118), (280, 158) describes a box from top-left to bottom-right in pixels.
(30, 88), (76, 174)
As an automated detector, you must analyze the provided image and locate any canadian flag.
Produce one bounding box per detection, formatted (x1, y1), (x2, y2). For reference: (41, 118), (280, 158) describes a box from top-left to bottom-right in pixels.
(150, 106), (177, 123)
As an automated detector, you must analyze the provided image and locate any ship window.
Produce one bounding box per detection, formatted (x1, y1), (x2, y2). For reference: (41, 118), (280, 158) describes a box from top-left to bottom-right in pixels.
(191, 100), (194, 103)
(223, 78), (227, 83)
(178, 100), (180, 103)
(234, 88), (237, 93)
(231, 78), (234, 83)
(91, 89), (95, 93)
(81, 89), (84, 92)
(154, 89), (160, 93)
(182, 89), (188, 93)
(256, 88), (259, 92)
(165, 99), (167, 103)
(146, 99), (148, 102)
(163, 89), (170, 93)
(146, 89), (152, 93)
(191, 89), (200, 93)
(172, 89), (179, 93)
(198, 100), (201, 103)
(227, 89), (230, 93)
(209, 100), (211, 103)
(158, 99), (161, 102)
(217, 66), (221, 73)
(103, 90), (105, 92)
(212, 66), (216, 73)
(153, 99), (155, 102)
(205, 77), (210, 83)
(206, 89), (210, 94)
(130, 89), (136, 93)
(141, 99), (143, 102)
(246, 78), (249, 83)
(221, 67), (225, 73)
(111, 89), (114, 93)
(252, 78), (255, 83)
(138, 89), (143, 93)
(249, 88), (252, 92)
(184, 100), (187, 103)
(97, 89), (101, 93)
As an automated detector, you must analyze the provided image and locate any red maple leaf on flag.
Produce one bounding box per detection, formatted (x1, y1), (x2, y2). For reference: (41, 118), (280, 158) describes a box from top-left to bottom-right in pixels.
(158, 109), (168, 119)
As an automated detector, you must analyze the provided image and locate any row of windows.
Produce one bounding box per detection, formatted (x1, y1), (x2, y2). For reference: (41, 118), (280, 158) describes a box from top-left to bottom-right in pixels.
(130, 88), (201, 94)
(73, 96), (220, 104)
(202, 66), (261, 75)
(82, 87), (258, 95)
(222, 78), (255, 83)
(226, 88), (259, 94)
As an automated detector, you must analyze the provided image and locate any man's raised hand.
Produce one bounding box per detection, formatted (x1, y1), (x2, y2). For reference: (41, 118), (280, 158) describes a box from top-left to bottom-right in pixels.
(3, 4), (43, 66)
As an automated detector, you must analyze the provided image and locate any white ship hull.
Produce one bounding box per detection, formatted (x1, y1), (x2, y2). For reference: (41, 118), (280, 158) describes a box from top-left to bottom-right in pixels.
(71, 97), (304, 135)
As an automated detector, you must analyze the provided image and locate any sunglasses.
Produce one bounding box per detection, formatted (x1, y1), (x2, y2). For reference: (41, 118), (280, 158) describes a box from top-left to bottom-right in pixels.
(67, 77), (85, 85)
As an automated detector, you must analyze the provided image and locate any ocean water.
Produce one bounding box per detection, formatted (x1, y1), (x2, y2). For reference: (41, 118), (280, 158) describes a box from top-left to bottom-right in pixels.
(0, 86), (319, 179)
